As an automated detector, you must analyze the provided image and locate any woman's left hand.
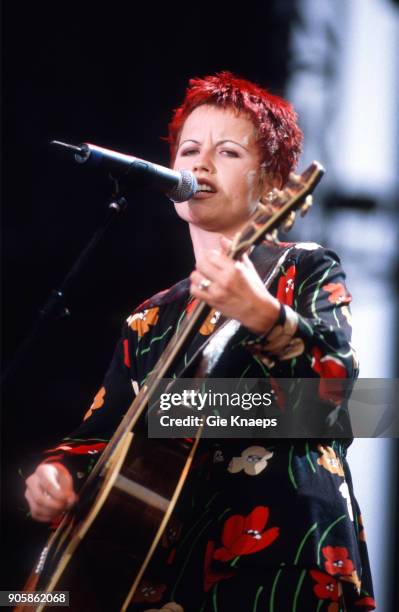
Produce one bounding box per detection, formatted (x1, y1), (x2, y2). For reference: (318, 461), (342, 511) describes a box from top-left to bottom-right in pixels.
(190, 236), (281, 335)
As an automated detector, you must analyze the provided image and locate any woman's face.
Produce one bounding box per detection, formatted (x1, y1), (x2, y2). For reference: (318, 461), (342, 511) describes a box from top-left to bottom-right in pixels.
(173, 105), (272, 236)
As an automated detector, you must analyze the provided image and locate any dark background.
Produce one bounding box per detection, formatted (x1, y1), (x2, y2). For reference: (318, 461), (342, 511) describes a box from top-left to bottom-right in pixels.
(1, 0), (296, 588)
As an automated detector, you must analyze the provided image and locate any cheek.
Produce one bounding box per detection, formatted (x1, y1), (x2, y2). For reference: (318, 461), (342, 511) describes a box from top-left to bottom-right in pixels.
(231, 169), (261, 208)
(172, 154), (186, 171)
(174, 154), (196, 173)
(245, 169), (260, 194)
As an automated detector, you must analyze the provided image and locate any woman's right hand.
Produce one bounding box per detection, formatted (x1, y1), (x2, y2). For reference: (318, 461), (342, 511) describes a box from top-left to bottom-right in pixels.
(25, 462), (77, 522)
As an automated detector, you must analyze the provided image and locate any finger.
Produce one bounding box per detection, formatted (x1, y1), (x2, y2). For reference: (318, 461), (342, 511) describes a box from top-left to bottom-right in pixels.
(55, 463), (75, 489)
(194, 258), (220, 281)
(25, 489), (61, 522)
(26, 481), (71, 512)
(36, 465), (65, 500)
(219, 235), (233, 254)
(37, 464), (76, 502)
(241, 252), (256, 269)
(196, 253), (234, 285)
(190, 281), (214, 303)
(208, 248), (233, 268)
(40, 489), (73, 511)
(197, 247), (234, 273)
(162, 603), (184, 612)
(190, 282), (220, 309)
(36, 492), (69, 512)
(190, 270), (213, 291)
(31, 508), (59, 523)
(234, 259), (256, 282)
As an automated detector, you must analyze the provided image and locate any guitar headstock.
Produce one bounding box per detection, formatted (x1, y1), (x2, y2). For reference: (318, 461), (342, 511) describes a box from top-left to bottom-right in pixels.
(230, 161), (325, 259)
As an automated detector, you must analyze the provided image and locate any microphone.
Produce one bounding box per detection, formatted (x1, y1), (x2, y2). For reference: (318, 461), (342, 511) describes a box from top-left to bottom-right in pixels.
(51, 140), (198, 203)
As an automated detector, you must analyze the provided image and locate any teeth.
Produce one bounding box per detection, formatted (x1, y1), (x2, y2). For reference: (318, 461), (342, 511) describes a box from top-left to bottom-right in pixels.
(198, 183), (214, 192)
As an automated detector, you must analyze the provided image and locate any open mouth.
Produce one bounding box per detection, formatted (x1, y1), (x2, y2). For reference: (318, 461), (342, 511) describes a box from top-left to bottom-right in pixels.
(195, 180), (217, 195)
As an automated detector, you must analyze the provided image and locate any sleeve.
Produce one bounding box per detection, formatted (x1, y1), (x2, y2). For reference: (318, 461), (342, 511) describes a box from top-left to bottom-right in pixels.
(38, 320), (138, 491)
(244, 247), (358, 380)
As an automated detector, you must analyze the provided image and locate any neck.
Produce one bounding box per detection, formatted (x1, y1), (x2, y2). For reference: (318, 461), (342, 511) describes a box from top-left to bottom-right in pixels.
(189, 224), (223, 261)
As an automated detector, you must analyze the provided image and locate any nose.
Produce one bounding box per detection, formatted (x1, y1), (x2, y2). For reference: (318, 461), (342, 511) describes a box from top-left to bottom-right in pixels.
(193, 149), (215, 174)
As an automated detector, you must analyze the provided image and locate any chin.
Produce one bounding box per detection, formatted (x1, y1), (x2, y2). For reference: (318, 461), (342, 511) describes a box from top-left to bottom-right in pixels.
(174, 201), (191, 222)
(175, 201), (210, 224)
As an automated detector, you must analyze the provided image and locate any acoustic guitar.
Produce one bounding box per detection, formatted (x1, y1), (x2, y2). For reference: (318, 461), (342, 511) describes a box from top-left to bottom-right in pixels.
(16, 162), (324, 611)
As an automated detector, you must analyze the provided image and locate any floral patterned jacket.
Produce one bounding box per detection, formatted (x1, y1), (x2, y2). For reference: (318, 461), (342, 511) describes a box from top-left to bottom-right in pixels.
(37, 240), (375, 611)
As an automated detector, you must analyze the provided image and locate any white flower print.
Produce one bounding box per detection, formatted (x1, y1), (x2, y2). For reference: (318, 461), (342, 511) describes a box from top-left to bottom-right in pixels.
(228, 446), (274, 476)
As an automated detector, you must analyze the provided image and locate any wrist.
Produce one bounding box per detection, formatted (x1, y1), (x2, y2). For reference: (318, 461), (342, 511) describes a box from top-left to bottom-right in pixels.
(242, 304), (303, 367)
(244, 295), (282, 335)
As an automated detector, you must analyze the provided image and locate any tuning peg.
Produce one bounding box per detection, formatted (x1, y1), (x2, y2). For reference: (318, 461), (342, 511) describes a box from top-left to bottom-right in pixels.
(265, 191), (277, 203)
(283, 211), (296, 231)
(271, 188), (287, 206)
(300, 195), (313, 217)
(288, 171), (302, 184)
(266, 229), (279, 242)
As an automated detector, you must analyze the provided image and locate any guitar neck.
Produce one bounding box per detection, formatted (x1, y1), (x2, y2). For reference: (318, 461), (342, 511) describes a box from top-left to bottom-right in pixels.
(82, 295), (211, 486)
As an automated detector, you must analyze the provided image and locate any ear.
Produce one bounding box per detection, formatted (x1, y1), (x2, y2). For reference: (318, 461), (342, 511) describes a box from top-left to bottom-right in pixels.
(272, 172), (283, 189)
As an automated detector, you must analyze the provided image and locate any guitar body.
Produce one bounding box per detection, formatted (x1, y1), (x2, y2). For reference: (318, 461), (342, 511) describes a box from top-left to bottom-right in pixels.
(17, 432), (199, 611)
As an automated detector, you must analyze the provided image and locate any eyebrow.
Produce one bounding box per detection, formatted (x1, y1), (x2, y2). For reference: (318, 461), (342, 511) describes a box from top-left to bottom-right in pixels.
(178, 139), (249, 152)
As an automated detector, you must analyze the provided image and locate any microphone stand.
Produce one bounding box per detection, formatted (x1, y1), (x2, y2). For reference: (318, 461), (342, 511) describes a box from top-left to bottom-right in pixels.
(2, 180), (128, 387)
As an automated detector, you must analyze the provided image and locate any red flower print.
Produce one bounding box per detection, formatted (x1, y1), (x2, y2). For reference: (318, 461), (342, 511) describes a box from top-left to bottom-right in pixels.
(355, 596), (376, 609)
(185, 297), (199, 316)
(50, 515), (64, 530)
(311, 348), (347, 378)
(123, 339), (130, 368)
(323, 283), (352, 305)
(203, 540), (235, 592)
(322, 546), (354, 575)
(311, 347), (347, 404)
(213, 506), (279, 562)
(310, 570), (339, 602)
(276, 265), (296, 306)
(45, 442), (106, 455)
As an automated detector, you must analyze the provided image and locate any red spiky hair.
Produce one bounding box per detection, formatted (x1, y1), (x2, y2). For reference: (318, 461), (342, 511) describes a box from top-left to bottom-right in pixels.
(167, 71), (303, 184)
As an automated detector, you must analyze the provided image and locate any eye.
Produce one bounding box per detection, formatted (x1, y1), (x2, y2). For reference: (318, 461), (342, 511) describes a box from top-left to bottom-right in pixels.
(180, 148), (199, 156)
(220, 149), (239, 158)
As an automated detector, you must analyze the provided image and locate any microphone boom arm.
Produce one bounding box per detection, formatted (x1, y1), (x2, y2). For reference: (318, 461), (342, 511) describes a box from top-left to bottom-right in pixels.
(51, 140), (198, 203)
